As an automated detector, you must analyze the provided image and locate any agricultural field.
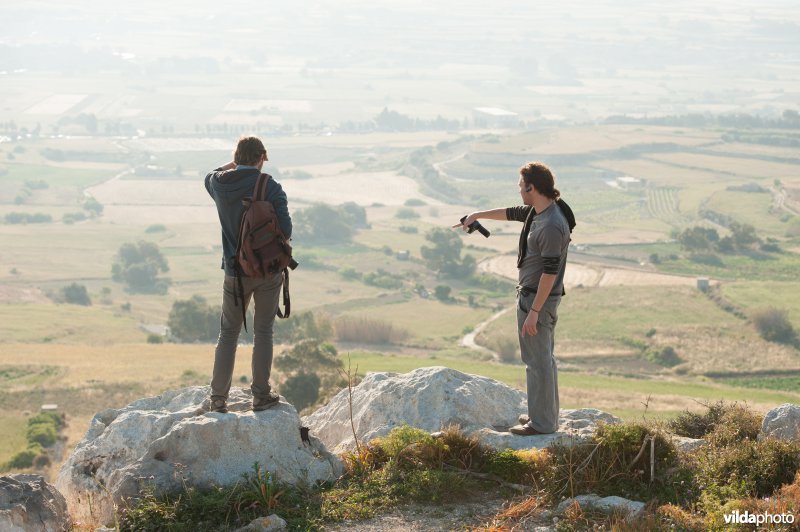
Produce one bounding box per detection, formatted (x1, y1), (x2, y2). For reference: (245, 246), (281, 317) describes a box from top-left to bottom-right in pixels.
(3, 121), (800, 479)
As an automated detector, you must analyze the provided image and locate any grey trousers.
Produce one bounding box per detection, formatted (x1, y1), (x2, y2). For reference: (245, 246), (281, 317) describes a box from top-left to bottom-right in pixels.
(517, 292), (561, 433)
(210, 273), (283, 401)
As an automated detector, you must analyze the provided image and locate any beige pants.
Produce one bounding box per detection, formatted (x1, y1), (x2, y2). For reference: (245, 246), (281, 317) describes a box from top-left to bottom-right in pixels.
(210, 273), (283, 401)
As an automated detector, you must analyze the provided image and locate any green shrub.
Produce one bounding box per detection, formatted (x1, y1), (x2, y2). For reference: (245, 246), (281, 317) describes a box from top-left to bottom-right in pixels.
(362, 269), (403, 289)
(689, 253), (724, 267)
(485, 448), (551, 485)
(119, 470), (313, 531)
(5, 445), (44, 469)
(395, 207), (420, 219)
(377, 426), (435, 459)
(548, 422), (678, 500)
(668, 401), (757, 440)
(339, 267), (361, 280)
(705, 405), (761, 447)
(61, 283), (91, 306)
(404, 198), (426, 206)
(26, 423), (56, 447)
(751, 307), (798, 345)
(280, 372), (321, 411)
(434, 284), (452, 301)
(147, 334), (164, 344)
(487, 335), (519, 363)
(62, 212), (87, 224)
(145, 224), (167, 233)
(643, 346), (683, 367)
(4, 212), (52, 224)
(29, 411), (65, 430)
(274, 311), (333, 344)
(692, 438), (800, 505)
(167, 295), (218, 342)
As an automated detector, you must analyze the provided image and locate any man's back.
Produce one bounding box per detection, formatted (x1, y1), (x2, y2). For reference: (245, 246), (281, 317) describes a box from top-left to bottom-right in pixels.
(205, 167), (292, 276)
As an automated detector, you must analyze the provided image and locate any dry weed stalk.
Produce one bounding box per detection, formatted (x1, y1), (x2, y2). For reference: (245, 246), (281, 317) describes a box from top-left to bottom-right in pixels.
(337, 353), (362, 456)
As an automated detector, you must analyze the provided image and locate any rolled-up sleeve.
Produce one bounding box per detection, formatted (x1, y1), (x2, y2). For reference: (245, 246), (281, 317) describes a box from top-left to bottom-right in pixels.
(506, 205), (533, 222)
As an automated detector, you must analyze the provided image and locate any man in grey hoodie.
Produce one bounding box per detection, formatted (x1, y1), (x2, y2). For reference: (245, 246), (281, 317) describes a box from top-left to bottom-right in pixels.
(204, 136), (292, 413)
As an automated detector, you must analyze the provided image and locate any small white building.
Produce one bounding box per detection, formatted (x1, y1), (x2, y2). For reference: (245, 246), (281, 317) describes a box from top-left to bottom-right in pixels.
(616, 176), (644, 190)
(473, 107), (519, 128)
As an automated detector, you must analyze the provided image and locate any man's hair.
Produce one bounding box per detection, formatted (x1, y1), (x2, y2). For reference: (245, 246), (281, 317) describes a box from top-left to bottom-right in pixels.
(234, 136), (267, 166)
(520, 162), (560, 200)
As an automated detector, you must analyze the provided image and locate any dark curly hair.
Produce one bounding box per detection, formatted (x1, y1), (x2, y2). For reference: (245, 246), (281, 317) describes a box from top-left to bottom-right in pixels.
(520, 162), (560, 200)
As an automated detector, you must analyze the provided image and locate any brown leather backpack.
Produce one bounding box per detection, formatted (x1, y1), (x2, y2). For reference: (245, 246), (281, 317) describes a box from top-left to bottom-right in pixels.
(234, 173), (296, 321)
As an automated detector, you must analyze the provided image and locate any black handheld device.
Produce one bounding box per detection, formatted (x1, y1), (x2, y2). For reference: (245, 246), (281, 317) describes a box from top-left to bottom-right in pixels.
(459, 215), (491, 238)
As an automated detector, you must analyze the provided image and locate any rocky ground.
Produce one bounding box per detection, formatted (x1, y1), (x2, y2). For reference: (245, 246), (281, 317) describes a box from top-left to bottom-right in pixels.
(323, 496), (551, 531)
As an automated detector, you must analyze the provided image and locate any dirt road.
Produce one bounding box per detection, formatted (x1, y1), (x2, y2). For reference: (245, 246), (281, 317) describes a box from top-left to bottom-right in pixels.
(478, 254), (699, 288)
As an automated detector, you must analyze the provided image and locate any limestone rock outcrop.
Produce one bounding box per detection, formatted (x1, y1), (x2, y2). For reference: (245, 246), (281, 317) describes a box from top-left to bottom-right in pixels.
(57, 386), (342, 527)
(476, 408), (622, 450)
(0, 474), (70, 532)
(303, 366), (620, 452)
(761, 403), (800, 441)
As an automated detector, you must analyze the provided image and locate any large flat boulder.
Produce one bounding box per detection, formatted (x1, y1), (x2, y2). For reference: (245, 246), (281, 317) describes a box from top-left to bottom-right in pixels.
(57, 386), (342, 527)
(0, 474), (70, 532)
(303, 367), (620, 452)
(476, 408), (622, 450)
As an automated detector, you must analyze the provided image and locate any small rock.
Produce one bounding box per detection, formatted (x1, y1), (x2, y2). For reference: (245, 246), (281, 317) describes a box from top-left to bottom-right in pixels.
(234, 514), (288, 532)
(0, 474), (70, 532)
(557, 493), (645, 521)
(761, 403), (800, 441)
(671, 435), (706, 452)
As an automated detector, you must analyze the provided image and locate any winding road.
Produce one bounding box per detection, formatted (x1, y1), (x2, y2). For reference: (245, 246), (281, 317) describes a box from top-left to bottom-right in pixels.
(461, 253), (705, 357)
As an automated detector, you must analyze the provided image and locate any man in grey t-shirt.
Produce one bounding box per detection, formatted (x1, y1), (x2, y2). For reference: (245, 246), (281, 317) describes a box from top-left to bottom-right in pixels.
(458, 162), (573, 435)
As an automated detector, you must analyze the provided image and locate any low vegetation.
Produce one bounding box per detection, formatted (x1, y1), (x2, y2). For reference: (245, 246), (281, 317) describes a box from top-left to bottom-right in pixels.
(333, 315), (410, 345)
(274, 340), (346, 412)
(119, 402), (800, 531)
(751, 307), (799, 347)
(111, 240), (170, 294)
(2, 411), (65, 471)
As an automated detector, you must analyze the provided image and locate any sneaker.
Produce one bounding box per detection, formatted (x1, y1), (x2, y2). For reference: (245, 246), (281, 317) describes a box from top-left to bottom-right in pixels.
(518, 414), (530, 425)
(253, 392), (280, 411)
(209, 398), (228, 414)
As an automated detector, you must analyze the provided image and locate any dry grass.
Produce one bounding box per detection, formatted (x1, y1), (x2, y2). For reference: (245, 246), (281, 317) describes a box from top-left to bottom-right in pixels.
(648, 152), (800, 181)
(0, 343), (238, 388)
(334, 316), (411, 344)
(479, 493), (549, 530)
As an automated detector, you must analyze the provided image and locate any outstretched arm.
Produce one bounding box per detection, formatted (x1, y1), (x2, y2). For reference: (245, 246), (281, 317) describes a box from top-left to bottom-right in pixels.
(452, 208), (507, 231)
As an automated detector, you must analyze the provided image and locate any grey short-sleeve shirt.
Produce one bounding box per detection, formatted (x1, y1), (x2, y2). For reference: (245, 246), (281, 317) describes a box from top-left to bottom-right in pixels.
(518, 202), (570, 294)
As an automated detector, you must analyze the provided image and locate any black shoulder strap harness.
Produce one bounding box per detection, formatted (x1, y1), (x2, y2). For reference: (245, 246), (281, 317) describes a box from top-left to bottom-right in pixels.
(516, 198), (576, 296)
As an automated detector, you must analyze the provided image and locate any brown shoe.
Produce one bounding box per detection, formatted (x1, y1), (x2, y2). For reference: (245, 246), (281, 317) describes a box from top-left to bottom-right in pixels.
(509, 424), (550, 436)
(518, 414), (530, 425)
(209, 398), (228, 414)
(253, 392), (280, 411)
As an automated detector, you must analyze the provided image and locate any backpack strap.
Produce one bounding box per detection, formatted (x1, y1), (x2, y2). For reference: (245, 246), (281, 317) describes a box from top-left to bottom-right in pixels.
(516, 207), (535, 269)
(276, 268), (291, 319)
(236, 268), (249, 331)
(254, 173), (271, 201)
